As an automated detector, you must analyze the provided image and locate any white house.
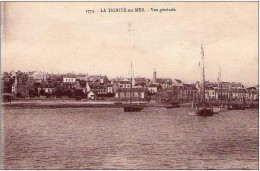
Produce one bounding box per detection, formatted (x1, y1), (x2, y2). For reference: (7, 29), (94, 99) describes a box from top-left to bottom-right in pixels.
(119, 80), (131, 88)
(38, 84), (55, 94)
(107, 84), (113, 94)
(86, 82), (91, 92)
(27, 71), (47, 83)
(205, 86), (215, 99)
(12, 83), (17, 94)
(148, 84), (158, 94)
(87, 91), (95, 100)
(63, 75), (76, 83)
(115, 88), (147, 100)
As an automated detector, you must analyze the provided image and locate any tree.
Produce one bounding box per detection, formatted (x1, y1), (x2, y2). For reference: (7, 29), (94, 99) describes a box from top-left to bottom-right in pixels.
(29, 89), (35, 97)
(34, 89), (39, 97)
(65, 89), (73, 98)
(75, 89), (85, 98)
(39, 89), (45, 96)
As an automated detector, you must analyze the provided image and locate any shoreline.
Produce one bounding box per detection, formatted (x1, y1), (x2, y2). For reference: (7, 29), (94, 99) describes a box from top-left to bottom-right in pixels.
(2, 100), (258, 109)
(1, 101), (158, 109)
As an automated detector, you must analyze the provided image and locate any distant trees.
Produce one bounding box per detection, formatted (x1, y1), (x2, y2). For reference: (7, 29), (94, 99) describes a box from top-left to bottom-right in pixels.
(29, 89), (35, 97)
(65, 89), (74, 98)
(39, 89), (45, 96)
(75, 89), (86, 98)
(53, 87), (63, 98)
(1, 81), (14, 94)
(14, 83), (87, 99)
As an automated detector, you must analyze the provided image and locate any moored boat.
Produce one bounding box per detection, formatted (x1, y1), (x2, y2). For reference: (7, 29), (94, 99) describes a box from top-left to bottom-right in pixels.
(123, 63), (144, 112)
(124, 105), (144, 112)
(196, 107), (215, 116)
(164, 102), (180, 109)
(190, 44), (217, 117)
(164, 105), (174, 109)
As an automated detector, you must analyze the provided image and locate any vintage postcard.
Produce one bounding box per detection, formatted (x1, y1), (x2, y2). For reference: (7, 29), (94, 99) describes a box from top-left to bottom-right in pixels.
(1, 2), (258, 170)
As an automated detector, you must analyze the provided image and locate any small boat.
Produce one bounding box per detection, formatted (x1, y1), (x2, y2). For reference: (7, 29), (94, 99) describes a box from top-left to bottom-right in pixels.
(164, 102), (180, 109)
(124, 105), (144, 112)
(232, 104), (245, 110)
(164, 105), (174, 109)
(172, 102), (180, 108)
(197, 107), (215, 116)
(189, 103), (217, 116)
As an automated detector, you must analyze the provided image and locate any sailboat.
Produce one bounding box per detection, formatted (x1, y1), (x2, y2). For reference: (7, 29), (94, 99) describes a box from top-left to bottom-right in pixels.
(190, 44), (216, 116)
(124, 63), (144, 112)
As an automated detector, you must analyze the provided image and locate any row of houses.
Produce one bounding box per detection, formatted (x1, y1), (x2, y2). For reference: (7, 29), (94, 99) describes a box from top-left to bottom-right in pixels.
(1, 70), (259, 101)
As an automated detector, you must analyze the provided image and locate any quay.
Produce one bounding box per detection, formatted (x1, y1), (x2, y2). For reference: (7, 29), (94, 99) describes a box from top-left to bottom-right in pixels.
(2, 98), (258, 109)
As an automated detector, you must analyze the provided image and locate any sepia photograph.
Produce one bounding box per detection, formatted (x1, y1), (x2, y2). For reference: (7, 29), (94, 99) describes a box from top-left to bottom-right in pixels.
(1, 1), (259, 169)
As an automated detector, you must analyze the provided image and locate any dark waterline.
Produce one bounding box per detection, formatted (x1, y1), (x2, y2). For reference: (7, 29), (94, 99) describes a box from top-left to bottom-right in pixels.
(1, 107), (259, 169)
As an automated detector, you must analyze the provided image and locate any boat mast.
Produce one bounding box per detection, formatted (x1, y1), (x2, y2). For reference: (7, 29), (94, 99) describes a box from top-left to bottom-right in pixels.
(218, 67), (222, 105)
(130, 62), (133, 105)
(201, 44), (205, 104)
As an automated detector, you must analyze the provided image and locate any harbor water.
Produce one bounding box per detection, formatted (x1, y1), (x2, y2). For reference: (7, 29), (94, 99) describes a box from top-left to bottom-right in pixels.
(1, 107), (259, 169)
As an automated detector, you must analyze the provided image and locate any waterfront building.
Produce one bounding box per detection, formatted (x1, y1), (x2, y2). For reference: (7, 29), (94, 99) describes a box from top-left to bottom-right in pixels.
(28, 71), (47, 83)
(165, 85), (179, 101)
(46, 74), (63, 86)
(92, 85), (107, 95)
(148, 84), (158, 94)
(205, 85), (215, 100)
(119, 80), (131, 88)
(89, 84), (114, 99)
(183, 84), (198, 101)
(134, 82), (146, 88)
(106, 84), (114, 94)
(172, 79), (184, 87)
(246, 86), (259, 100)
(75, 80), (87, 94)
(134, 77), (147, 88)
(87, 90), (96, 100)
(230, 88), (248, 100)
(214, 87), (230, 100)
(87, 75), (109, 85)
(155, 78), (172, 89)
(63, 74), (76, 83)
(115, 87), (148, 100)
(76, 73), (89, 81)
(38, 83), (55, 94)
(151, 68), (172, 89)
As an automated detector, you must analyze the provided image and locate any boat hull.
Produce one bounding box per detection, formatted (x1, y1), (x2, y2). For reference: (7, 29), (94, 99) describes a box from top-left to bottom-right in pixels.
(232, 104), (245, 110)
(196, 108), (215, 116)
(124, 106), (144, 112)
(165, 106), (174, 109)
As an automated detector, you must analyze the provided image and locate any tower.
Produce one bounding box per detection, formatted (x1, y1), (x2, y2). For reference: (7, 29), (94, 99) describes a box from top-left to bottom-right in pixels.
(152, 67), (157, 84)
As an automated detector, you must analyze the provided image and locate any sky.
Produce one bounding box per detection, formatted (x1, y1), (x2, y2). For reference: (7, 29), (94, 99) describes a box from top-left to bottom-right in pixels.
(1, 2), (258, 86)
